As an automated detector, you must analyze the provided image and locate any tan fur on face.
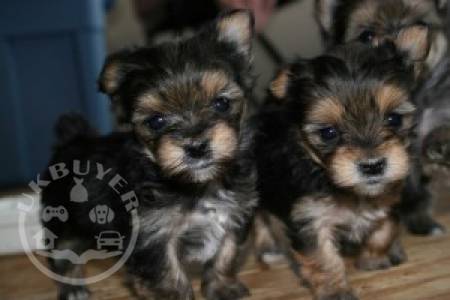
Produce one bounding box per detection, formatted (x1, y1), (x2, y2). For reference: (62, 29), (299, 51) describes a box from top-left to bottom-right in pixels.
(201, 71), (245, 113)
(379, 139), (410, 182)
(201, 71), (229, 99)
(396, 25), (430, 61)
(134, 93), (166, 119)
(329, 139), (409, 195)
(308, 97), (345, 124)
(157, 136), (186, 176)
(208, 122), (238, 161)
(344, 0), (446, 71)
(375, 84), (415, 131)
(346, 0), (382, 46)
(349, 1), (378, 36)
(375, 84), (409, 114)
(156, 122), (237, 180)
(270, 69), (291, 100)
(348, 0), (434, 40)
(330, 146), (362, 188)
(133, 70), (243, 118)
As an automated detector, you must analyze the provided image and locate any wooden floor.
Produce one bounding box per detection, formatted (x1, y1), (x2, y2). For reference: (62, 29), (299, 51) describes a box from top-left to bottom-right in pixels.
(2, 180), (450, 300)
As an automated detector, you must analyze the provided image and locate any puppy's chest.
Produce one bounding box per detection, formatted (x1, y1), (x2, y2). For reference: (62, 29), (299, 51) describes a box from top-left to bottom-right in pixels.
(339, 207), (388, 242)
(146, 189), (243, 263)
(297, 198), (388, 244)
(178, 197), (234, 262)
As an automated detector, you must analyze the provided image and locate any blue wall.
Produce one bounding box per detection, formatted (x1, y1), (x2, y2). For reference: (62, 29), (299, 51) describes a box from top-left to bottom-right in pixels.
(0, 0), (112, 186)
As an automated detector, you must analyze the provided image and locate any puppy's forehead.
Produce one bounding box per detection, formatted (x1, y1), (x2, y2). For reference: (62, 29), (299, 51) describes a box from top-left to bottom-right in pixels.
(135, 70), (242, 113)
(374, 84), (409, 113)
(307, 82), (409, 124)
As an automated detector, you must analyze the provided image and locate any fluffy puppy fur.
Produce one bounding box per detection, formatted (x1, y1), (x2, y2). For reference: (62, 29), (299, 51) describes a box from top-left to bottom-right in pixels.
(41, 10), (257, 300)
(254, 39), (427, 300)
(315, 0), (450, 235)
(423, 125), (450, 174)
(99, 12), (255, 130)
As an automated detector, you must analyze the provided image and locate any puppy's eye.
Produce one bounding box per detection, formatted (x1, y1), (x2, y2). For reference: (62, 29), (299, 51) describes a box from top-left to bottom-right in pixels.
(145, 114), (166, 131)
(212, 96), (230, 113)
(386, 113), (403, 128)
(358, 30), (376, 43)
(319, 126), (339, 142)
(415, 20), (428, 27)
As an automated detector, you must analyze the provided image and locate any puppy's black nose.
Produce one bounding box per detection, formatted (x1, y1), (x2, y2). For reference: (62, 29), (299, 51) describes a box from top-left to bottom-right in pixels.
(358, 158), (387, 176)
(184, 142), (208, 159)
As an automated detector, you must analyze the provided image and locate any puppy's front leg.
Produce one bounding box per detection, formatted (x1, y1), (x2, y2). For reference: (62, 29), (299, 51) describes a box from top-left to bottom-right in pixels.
(356, 218), (407, 271)
(128, 240), (194, 300)
(201, 233), (250, 300)
(297, 226), (357, 300)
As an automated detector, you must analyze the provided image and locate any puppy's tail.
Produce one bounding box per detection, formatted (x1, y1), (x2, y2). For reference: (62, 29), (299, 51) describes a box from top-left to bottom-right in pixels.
(54, 113), (97, 146)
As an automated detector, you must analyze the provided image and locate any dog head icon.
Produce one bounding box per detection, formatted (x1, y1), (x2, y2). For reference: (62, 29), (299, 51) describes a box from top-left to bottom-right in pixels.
(89, 205), (114, 224)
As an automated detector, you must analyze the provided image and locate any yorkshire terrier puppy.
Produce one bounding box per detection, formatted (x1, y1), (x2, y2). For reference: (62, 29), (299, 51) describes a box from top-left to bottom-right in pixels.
(254, 31), (429, 300)
(41, 10), (257, 300)
(315, 0), (450, 235)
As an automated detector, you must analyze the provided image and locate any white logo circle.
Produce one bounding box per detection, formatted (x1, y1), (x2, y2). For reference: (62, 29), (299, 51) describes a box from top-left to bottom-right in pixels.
(18, 160), (140, 285)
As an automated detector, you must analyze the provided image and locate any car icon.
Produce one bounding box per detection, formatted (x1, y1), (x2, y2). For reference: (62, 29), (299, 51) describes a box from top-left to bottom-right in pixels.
(95, 231), (125, 250)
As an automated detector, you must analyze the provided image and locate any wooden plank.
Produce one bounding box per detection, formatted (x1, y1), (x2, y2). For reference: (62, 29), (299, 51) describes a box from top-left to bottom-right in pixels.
(1, 213), (450, 299)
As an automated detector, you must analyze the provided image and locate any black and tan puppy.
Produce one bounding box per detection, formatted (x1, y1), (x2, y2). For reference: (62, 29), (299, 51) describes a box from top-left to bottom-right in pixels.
(254, 33), (429, 300)
(41, 10), (257, 300)
(314, 0), (450, 235)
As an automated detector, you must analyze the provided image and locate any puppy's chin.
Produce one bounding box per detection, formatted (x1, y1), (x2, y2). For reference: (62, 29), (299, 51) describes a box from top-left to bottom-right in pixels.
(187, 165), (220, 183)
(354, 181), (387, 197)
(157, 159), (227, 183)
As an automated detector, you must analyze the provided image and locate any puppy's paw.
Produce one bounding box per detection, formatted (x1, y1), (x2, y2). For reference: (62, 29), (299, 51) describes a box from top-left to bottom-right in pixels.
(355, 255), (393, 271)
(202, 278), (250, 300)
(406, 215), (445, 236)
(153, 289), (194, 300)
(318, 291), (359, 300)
(430, 225), (446, 236)
(259, 251), (285, 265)
(388, 242), (407, 266)
(58, 285), (90, 300)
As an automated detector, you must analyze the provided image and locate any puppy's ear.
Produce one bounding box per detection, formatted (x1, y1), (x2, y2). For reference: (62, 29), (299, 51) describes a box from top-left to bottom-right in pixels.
(270, 68), (292, 101)
(395, 25), (431, 62)
(315, 0), (341, 40)
(98, 50), (143, 95)
(269, 60), (313, 102)
(216, 10), (254, 56)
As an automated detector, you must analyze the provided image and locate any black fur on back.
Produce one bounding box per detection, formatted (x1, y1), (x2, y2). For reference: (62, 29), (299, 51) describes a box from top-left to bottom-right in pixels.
(54, 113), (98, 147)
